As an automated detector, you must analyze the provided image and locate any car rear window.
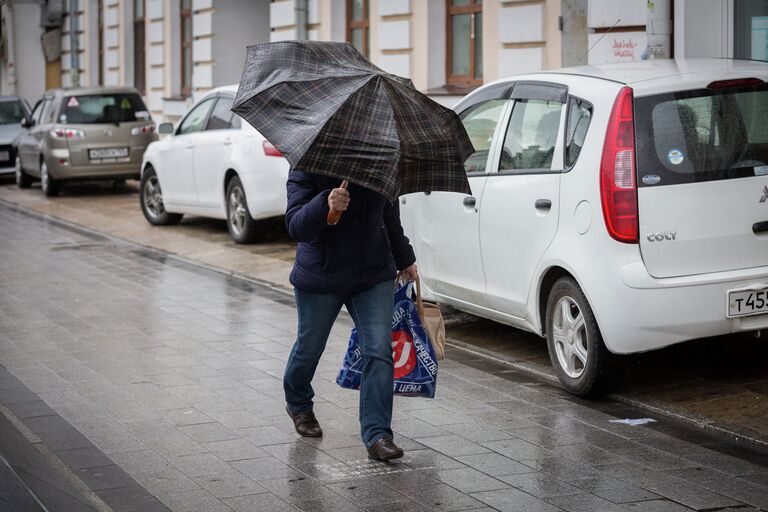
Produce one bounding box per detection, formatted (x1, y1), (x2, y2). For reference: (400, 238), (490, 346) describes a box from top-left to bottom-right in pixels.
(0, 100), (26, 125)
(61, 93), (150, 124)
(634, 83), (768, 187)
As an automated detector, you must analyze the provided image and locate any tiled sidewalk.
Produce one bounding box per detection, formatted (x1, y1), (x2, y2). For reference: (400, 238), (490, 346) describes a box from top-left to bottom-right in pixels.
(1, 204), (767, 512)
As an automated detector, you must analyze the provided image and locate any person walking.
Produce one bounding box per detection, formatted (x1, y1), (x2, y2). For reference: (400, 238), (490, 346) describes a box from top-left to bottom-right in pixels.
(283, 170), (418, 461)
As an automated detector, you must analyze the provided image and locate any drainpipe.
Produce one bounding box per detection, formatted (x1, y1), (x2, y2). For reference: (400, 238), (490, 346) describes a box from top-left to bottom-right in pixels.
(295, 0), (308, 40)
(643, 0), (672, 59)
(5, 3), (17, 96)
(69, 0), (79, 86)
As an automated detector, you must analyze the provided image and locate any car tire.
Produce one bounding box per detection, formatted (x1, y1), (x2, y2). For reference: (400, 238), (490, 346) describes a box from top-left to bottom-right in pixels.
(140, 167), (183, 226)
(226, 175), (260, 244)
(15, 156), (32, 189)
(545, 277), (625, 397)
(40, 161), (60, 197)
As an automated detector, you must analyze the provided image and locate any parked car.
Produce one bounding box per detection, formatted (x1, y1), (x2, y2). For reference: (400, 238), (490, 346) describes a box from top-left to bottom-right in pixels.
(400, 58), (768, 396)
(15, 86), (157, 196)
(139, 85), (289, 244)
(0, 96), (31, 176)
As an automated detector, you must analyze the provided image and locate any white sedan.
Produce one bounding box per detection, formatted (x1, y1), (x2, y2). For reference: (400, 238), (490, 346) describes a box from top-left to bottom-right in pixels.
(140, 85), (289, 243)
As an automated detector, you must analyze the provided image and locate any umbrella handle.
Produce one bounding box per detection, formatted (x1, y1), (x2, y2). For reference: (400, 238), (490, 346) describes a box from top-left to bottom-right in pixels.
(326, 180), (348, 226)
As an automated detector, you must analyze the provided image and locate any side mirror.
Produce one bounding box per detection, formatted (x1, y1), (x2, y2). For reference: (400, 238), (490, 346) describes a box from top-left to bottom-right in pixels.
(20, 118), (31, 129)
(158, 122), (174, 135)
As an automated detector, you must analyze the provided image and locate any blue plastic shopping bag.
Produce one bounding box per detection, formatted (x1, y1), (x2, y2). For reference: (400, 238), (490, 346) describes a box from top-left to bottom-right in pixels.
(336, 282), (438, 398)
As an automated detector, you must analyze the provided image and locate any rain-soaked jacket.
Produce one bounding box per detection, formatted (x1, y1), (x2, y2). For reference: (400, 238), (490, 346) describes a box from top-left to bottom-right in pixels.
(285, 170), (416, 294)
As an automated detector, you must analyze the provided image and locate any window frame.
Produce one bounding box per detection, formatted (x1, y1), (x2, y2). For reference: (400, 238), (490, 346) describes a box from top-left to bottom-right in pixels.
(489, 82), (569, 177)
(180, 0), (193, 97)
(204, 94), (237, 132)
(134, 0), (146, 94)
(563, 95), (594, 171)
(346, 0), (369, 58)
(176, 96), (215, 136)
(457, 98), (510, 177)
(28, 100), (44, 126)
(98, 0), (105, 86)
(446, 0), (483, 86)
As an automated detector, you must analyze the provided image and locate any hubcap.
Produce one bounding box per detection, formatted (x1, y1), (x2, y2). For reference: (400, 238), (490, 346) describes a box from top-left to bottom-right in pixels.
(552, 296), (588, 379)
(143, 176), (165, 218)
(228, 186), (247, 236)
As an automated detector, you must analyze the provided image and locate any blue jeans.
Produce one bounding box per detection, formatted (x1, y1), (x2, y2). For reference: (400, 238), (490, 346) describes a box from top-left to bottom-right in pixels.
(284, 279), (394, 448)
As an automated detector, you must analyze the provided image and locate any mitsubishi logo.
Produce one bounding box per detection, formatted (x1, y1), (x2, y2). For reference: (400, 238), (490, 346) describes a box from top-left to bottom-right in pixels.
(104, 128), (113, 137)
(762, 186), (768, 203)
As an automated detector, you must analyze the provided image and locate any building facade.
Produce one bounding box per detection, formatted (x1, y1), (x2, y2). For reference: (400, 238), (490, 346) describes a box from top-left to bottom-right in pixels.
(1, 0), (767, 121)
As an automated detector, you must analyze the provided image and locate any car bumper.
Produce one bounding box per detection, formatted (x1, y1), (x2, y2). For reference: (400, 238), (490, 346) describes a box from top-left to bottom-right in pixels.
(590, 259), (768, 354)
(46, 159), (141, 180)
(0, 165), (14, 175)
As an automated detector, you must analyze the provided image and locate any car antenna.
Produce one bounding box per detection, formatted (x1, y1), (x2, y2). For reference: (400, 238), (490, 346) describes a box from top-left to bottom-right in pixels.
(576, 18), (621, 65)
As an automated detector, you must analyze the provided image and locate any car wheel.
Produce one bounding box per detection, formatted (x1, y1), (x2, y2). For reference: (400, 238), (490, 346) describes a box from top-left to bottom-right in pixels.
(140, 167), (183, 226)
(545, 277), (624, 397)
(40, 161), (59, 197)
(226, 175), (260, 244)
(15, 156), (31, 189)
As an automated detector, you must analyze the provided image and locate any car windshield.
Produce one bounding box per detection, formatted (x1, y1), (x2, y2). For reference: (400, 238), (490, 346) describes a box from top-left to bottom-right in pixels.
(62, 93), (150, 124)
(0, 100), (26, 125)
(635, 82), (768, 186)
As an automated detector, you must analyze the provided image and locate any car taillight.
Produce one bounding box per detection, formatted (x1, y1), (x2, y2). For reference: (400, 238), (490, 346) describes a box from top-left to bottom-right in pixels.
(51, 127), (85, 139)
(600, 86), (638, 244)
(131, 124), (156, 135)
(262, 140), (283, 157)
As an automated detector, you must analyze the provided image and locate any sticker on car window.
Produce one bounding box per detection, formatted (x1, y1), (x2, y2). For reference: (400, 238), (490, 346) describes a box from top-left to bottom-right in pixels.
(67, 96), (80, 107)
(135, 110), (150, 120)
(755, 165), (768, 176)
(667, 149), (684, 165)
(642, 174), (661, 185)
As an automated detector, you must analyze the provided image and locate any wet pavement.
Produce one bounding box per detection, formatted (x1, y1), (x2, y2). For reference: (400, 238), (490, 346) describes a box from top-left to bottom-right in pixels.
(1, 181), (767, 447)
(2, 198), (768, 510)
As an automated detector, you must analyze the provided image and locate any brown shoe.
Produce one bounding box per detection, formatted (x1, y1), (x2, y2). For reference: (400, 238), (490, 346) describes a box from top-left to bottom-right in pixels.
(286, 407), (323, 437)
(367, 438), (404, 461)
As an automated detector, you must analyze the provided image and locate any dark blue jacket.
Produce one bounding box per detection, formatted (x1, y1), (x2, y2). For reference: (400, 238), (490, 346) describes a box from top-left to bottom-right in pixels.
(285, 170), (416, 294)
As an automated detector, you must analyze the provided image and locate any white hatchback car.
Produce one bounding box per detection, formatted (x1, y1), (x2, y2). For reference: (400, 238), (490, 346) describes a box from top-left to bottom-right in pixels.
(401, 58), (768, 396)
(140, 85), (289, 243)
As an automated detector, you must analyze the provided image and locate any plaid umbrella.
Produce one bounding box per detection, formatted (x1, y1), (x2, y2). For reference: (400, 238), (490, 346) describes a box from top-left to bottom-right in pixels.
(231, 40), (473, 201)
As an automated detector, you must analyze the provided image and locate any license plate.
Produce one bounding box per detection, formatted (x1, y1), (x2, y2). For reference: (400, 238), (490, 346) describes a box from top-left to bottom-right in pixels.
(89, 147), (128, 159)
(728, 287), (768, 318)
(0, 151), (9, 162)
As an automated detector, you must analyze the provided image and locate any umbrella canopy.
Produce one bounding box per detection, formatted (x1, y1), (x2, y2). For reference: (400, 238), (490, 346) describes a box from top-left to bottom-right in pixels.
(232, 41), (473, 200)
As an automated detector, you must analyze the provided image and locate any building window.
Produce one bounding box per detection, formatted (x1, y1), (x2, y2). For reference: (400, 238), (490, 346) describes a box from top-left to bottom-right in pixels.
(347, 0), (369, 58)
(134, 0), (146, 93)
(446, 0), (483, 86)
(181, 0), (193, 96)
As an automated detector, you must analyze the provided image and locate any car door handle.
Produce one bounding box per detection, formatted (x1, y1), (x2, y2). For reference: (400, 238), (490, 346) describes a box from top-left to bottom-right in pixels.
(222, 137), (232, 146)
(754, 221), (768, 234)
(463, 196), (476, 207)
(535, 199), (552, 210)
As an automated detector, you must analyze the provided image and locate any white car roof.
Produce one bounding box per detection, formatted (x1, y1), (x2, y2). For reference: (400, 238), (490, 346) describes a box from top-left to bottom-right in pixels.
(478, 58), (768, 97)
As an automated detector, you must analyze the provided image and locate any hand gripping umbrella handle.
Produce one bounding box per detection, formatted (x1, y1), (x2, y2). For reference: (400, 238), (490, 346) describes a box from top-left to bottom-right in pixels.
(326, 181), (348, 226)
